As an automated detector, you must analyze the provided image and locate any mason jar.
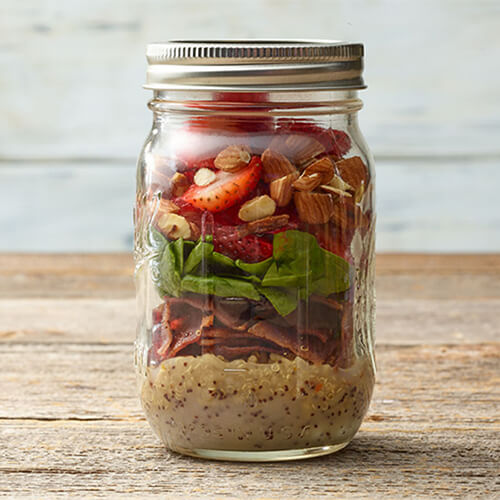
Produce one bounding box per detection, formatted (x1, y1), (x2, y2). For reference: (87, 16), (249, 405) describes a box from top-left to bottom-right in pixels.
(134, 40), (376, 461)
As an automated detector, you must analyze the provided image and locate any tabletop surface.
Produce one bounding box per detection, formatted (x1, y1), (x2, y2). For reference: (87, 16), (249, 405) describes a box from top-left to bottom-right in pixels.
(1, 253), (498, 499)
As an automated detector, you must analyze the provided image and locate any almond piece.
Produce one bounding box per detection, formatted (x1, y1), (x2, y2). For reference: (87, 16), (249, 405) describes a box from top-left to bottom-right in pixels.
(194, 167), (216, 186)
(294, 191), (335, 224)
(170, 172), (189, 197)
(214, 145), (251, 172)
(238, 195), (276, 222)
(293, 172), (322, 192)
(270, 172), (299, 206)
(328, 174), (354, 193)
(261, 149), (297, 182)
(320, 185), (352, 197)
(293, 156), (334, 191)
(304, 157), (335, 183)
(285, 135), (326, 167)
(157, 213), (191, 240)
(335, 156), (369, 192)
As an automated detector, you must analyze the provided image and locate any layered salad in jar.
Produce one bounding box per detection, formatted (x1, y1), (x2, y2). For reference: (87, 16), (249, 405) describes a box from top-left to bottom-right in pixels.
(136, 103), (375, 456)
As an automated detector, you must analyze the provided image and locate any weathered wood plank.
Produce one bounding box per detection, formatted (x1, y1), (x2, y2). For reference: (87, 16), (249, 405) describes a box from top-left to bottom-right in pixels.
(0, 253), (498, 497)
(2, 160), (500, 253)
(1, 1), (500, 159)
(0, 422), (497, 498)
(0, 344), (498, 498)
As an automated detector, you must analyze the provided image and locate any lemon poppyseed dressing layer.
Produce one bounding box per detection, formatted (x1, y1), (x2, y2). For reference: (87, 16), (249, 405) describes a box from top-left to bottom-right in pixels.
(141, 353), (374, 451)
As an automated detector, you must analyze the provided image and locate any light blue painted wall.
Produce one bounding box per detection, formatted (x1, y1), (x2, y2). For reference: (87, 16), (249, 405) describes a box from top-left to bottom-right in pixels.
(1, 0), (499, 252)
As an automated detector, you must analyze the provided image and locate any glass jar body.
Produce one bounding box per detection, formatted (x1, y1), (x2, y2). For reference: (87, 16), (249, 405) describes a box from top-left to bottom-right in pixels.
(134, 90), (376, 461)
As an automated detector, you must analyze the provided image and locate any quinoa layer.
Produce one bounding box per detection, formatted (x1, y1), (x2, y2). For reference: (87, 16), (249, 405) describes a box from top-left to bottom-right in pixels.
(140, 353), (374, 452)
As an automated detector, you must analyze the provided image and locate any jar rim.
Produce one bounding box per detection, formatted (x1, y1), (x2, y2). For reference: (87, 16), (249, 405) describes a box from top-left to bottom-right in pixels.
(145, 39), (366, 91)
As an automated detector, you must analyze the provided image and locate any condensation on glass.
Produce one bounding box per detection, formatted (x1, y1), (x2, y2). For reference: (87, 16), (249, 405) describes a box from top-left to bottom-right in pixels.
(134, 41), (376, 461)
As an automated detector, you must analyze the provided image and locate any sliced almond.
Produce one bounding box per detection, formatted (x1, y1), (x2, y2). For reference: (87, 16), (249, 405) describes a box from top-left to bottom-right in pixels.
(170, 172), (189, 197)
(328, 174), (354, 193)
(214, 144), (252, 172)
(335, 156), (369, 192)
(261, 149), (297, 182)
(157, 213), (191, 240)
(294, 191), (335, 224)
(320, 185), (352, 197)
(194, 167), (216, 186)
(238, 195), (276, 222)
(269, 172), (299, 206)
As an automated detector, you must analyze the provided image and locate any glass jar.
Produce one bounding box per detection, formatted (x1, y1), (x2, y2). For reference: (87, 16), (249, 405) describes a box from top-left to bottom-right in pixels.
(134, 41), (376, 461)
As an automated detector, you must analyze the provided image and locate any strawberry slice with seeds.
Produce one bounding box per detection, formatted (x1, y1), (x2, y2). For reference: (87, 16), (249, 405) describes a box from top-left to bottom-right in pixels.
(214, 226), (273, 262)
(182, 156), (262, 212)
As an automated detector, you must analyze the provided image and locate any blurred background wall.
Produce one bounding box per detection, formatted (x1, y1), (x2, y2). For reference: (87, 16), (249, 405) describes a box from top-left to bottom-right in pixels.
(1, 0), (499, 252)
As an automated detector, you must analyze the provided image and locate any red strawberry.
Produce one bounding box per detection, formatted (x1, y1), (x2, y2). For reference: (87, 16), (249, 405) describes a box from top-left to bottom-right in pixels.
(182, 156), (262, 212)
(214, 226), (273, 262)
(319, 129), (351, 160)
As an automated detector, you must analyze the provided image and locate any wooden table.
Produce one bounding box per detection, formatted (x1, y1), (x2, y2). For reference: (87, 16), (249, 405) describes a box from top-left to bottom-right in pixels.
(1, 254), (498, 498)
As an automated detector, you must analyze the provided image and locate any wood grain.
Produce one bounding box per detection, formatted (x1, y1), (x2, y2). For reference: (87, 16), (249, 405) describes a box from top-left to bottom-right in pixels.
(0, 254), (498, 498)
(0, 344), (498, 497)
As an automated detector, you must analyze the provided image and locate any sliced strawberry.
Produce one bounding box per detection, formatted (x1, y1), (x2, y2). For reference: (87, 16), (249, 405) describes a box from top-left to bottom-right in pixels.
(214, 226), (273, 262)
(182, 156), (262, 212)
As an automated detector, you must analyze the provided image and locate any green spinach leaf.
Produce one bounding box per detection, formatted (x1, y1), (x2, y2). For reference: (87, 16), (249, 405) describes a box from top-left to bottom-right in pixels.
(158, 243), (181, 297)
(235, 257), (273, 277)
(171, 238), (185, 274)
(181, 275), (261, 301)
(258, 286), (298, 316)
(184, 241), (214, 274)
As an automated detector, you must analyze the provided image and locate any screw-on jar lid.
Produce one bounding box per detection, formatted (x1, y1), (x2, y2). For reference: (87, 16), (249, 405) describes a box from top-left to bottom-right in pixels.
(145, 40), (365, 91)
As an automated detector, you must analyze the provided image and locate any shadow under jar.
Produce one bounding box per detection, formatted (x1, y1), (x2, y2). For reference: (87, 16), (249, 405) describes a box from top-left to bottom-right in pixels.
(134, 40), (376, 462)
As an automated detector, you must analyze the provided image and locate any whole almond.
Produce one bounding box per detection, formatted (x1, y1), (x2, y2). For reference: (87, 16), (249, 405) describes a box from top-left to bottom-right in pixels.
(293, 156), (335, 191)
(261, 149), (297, 182)
(214, 145), (251, 172)
(304, 157), (335, 182)
(170, 172), (189, 197)
(194, 167), (216, 186)
(238, 195), (276, 222)
(335, 156), (369, 192)
(294, 191), (335, 224)
(270, 172), (299, 206)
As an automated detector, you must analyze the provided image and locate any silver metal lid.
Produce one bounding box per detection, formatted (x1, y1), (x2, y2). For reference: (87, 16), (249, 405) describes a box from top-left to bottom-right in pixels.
(145, 40), (365, 91)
